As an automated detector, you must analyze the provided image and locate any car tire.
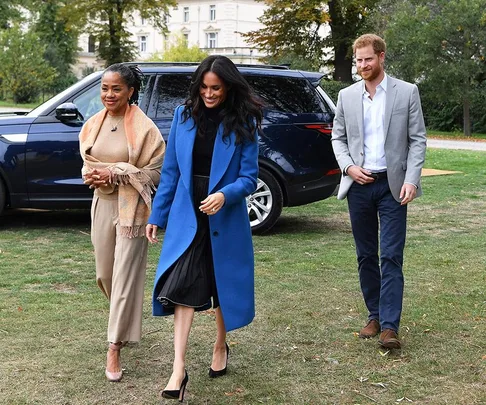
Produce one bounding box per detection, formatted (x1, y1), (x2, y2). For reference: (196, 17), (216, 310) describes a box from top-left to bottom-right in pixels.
(247, 167), (283, 234)
(0, 178), (6, 215)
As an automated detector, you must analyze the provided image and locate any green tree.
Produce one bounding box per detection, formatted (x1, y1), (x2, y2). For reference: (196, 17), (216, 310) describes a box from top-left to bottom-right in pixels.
(150, 33), (209, 62)
(63, 0), (176, 67)
(0, 25), (57, 103)
(0, 0), (27, 29)
(244, 0), (379, 81)
(31, 0), (79, 92)
(381, 0), (486, 136)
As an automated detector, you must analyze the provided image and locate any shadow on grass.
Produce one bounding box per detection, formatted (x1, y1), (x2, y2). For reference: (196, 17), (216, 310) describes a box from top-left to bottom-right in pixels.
(263, 214), (350, 236)
(0, 208), (90, 229)
(1, 208), (351, 237)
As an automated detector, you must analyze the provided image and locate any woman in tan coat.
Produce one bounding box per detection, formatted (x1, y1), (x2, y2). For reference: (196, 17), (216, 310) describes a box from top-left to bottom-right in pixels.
(79, 64), (165, 382)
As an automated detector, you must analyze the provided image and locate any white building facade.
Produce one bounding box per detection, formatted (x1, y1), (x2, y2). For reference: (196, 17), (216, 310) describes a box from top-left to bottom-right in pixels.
(76, 0), (267, 77)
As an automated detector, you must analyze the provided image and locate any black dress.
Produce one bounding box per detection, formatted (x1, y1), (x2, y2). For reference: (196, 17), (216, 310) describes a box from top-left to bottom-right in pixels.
(156, 106), (222, 311)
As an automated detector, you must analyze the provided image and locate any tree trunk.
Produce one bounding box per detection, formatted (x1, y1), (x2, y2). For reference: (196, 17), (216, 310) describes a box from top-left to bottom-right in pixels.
(333, 43), (353, 82)
(328, 0), (355, 83)
(463, 96), (471, 137)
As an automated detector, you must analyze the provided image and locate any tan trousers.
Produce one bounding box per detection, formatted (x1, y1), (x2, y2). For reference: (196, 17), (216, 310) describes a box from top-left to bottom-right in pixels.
(91, 193), (148, 343)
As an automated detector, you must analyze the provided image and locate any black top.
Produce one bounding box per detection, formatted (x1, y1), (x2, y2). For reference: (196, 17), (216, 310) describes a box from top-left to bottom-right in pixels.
(192, 105), (223, 176)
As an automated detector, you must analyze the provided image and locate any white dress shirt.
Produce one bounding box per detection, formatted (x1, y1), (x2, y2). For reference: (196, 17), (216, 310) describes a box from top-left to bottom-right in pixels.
(362, 74), (387, 172)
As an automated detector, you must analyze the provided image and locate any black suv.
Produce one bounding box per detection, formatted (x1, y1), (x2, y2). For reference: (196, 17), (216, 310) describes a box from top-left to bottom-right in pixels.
(0, 63), (340, 233)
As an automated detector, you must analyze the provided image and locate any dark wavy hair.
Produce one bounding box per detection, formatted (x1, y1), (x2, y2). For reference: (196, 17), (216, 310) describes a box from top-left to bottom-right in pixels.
(103, 63), (144, 105)
(182, 55), (263, 144)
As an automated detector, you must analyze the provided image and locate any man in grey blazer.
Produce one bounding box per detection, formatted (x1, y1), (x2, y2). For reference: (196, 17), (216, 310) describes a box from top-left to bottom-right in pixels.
(332, 34), (426, 349)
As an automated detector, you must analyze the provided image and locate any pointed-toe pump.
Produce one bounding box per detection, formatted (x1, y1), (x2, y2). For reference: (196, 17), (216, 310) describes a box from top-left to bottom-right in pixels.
(105, 342), (123, 382)
(209, 342), (229, 378)
(161, 370), (189, 402)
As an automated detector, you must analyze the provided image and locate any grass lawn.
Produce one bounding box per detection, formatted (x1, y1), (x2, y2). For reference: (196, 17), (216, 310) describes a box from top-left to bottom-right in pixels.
(1, 148), (485, 404)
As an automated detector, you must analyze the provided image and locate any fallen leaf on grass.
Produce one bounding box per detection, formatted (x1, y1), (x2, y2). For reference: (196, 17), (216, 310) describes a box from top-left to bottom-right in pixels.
(379, 350), (390, 356)
(224, 388), (244, 396)
(326, 357), (339, 364)
(396, 397), (413, 402)
(423, 329), (431, 333)
(353, 332), (360, 337)
(358, 376), (368, 383)
(371, 382), (387, 389)
(482, 355), (486, 360)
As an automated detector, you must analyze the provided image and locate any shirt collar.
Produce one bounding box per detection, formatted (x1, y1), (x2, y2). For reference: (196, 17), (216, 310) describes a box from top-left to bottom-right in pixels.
(361, 73), (388, 95)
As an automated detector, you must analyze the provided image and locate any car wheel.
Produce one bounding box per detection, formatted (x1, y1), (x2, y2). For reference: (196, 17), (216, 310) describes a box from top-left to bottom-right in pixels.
(247, 167), (283, 234)
(0, 179), (6, 215)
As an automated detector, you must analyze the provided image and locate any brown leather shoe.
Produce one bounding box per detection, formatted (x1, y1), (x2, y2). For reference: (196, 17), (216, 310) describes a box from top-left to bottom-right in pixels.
(378, 329), (401, 349)
(359, 319), (380, 339)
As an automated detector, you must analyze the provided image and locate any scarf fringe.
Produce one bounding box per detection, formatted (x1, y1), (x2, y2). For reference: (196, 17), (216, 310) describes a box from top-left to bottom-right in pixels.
(112, 171), (155, 206)
(119, 225), (146, 239)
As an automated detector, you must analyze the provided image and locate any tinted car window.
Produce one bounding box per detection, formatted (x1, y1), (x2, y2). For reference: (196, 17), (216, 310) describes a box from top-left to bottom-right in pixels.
(73, 84), (104, 121)
(74, 74), (152, 120)
(245, 75), (327, 114)
(155, 74), (192, 118)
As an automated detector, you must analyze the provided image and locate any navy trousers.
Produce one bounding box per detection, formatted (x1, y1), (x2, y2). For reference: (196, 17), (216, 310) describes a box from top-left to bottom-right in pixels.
(347, 178), (407, 332)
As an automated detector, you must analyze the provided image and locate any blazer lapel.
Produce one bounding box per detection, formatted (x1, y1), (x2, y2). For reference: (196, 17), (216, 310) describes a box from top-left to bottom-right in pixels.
(209, 125), (236, 193)
(355, 83), (365, 145)
(384, 78), (398, 140)
(176, 119), (196, 193)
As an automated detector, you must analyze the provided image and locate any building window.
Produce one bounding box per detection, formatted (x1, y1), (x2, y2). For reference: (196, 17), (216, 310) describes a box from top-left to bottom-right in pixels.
(141, 17), (146, 25)
(88, 35), (96, 53)
(183, 7), (189, 22)
(209, 5), (216, 21)
(207, 32), (217, 48)
(139, 35), (147, 52)
(183, 33), (189, 44)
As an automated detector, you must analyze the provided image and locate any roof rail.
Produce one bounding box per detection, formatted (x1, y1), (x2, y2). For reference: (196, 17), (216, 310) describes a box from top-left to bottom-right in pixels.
(122, 61), (290, 70)
(234, 64), (290, 70)
(123, 62), (200, 67)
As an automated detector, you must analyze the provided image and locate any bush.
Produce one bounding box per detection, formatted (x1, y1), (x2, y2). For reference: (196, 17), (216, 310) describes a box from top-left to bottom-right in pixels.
(320, 79), (351, 104)
(0, 26), (56, 104)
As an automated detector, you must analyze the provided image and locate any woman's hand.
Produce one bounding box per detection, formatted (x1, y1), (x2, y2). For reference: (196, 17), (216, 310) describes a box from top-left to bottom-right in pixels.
(83, 168), (111, 189)
(146, 224), (159, 243)
(199, 192), (225, 215)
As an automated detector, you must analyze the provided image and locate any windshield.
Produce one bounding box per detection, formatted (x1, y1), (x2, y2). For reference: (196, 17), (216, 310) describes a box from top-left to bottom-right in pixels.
(27, 71), (103, 117)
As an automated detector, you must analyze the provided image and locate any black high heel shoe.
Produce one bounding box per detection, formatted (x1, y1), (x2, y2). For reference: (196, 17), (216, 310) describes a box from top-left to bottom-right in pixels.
(209, 342), (229, 378)
(161, 370), (188, 402)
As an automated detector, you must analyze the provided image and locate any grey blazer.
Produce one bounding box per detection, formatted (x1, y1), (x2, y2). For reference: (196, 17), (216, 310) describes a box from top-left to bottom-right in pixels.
(331, 76), (427, 202)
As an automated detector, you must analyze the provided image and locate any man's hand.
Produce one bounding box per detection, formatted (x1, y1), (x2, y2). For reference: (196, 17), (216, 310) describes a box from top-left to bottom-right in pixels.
(399, 183), (417, 205)
(347, 165), (375, 185)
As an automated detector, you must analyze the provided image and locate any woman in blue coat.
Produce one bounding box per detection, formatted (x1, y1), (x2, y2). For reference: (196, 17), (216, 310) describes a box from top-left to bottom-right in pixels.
(146, 55), (263, 402)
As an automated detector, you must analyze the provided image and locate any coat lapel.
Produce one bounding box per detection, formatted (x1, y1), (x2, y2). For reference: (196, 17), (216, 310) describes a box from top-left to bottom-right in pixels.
(384, 77), (398, 140)
(176, 119), (196, 193)
(355, 83), (365, 146)
(209, 125), (236, 193)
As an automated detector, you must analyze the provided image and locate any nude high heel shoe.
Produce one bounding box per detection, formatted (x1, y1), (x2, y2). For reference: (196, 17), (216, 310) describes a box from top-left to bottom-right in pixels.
(105, 342), (123, 382)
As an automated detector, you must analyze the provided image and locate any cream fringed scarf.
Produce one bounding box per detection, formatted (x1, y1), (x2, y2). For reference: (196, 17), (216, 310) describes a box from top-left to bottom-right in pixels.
(79, 105), (165, 238)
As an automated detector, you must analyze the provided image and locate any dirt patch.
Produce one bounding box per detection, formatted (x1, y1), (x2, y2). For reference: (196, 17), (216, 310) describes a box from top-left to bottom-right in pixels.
(422, 168), (461, 177)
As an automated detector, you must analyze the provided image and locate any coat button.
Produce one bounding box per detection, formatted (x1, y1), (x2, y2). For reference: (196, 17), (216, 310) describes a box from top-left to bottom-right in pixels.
(213, 231), (219, 236)
(360, 152), (364, 156)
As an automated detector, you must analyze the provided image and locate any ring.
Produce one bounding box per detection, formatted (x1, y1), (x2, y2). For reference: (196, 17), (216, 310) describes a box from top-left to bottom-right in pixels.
(211, 208), (216, 212)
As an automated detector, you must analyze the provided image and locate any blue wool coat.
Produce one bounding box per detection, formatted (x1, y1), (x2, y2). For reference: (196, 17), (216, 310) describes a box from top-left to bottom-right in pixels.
(149, 105), (258, 332)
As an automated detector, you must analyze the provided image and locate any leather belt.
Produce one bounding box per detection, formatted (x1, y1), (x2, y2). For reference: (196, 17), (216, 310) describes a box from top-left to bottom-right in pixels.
(368, 171), (387, 180)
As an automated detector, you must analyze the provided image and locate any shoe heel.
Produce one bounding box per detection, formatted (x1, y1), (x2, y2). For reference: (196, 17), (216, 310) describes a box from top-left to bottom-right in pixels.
(161, 370), (188, 402)
(209, 342), (229, 378)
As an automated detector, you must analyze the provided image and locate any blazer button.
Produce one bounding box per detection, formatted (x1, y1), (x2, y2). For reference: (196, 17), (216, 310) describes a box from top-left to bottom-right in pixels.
(213, 231), (219, 237)
(360, 152), (364, 156)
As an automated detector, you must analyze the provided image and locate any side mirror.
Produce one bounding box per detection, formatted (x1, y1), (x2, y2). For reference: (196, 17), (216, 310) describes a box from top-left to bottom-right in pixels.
(55, 103), (83, 122)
